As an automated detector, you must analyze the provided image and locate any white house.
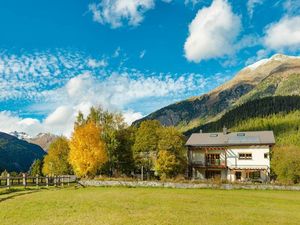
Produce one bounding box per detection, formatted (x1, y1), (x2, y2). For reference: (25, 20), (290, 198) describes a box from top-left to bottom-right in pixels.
(185, 128), (275, 182)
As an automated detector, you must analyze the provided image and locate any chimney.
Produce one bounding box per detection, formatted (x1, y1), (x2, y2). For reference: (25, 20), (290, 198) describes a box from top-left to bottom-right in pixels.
(223, 126), (228, 135)
(199, 129), (203, 133)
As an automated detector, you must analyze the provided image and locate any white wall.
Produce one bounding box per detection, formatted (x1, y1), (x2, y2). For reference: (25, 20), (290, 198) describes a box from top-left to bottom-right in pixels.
(226, 145), (270, 169)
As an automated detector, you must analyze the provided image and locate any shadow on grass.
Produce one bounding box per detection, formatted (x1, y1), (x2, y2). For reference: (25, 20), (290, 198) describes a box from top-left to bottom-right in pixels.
(0, 188), (44, 203)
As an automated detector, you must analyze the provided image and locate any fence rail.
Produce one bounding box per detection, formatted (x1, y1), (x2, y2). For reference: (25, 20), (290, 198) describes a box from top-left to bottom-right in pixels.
(0, 174), (76, 188)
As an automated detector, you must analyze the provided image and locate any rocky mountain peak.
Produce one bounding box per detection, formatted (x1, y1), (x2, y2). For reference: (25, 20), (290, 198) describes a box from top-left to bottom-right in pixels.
(9, 131), (32, 140)
(8, 131), (58, 152)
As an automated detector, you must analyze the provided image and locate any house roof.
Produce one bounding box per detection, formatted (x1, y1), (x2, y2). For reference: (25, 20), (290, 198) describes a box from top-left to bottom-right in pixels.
(185, 131), (275, 147)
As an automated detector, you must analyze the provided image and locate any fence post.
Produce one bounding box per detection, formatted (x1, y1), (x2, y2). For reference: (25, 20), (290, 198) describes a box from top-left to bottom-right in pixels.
(23, 173), (27, 188)
(36, 174), (39, 187)
(54, 175), (57, 187)
(61, 176), (64, 187)
(67, 175), (70, 186)
(141, 166), (144, 181)
(46, 175), (49, 187)
(7, 173), (10, 189)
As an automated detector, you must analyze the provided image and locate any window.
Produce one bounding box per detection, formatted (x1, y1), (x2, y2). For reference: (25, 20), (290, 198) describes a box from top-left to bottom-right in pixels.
(210, 134), (218, 137)
(237, 133), (245, 136)
(206, 154), (220, 165)
(264, 153), (269, 159)
(239, 153), (252, 160)
(235, 171), (242, 180)
(206, 170), (221, 179)
(248, 171), (260, 179)
(192, 151), (204, 164)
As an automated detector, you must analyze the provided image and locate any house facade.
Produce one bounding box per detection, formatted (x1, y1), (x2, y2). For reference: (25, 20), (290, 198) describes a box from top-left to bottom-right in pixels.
(185, 128), (275, 182)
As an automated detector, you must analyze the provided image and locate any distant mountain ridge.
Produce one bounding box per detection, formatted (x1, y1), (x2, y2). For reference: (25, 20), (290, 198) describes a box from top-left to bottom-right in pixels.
(133, 54), (300, 132)
(0, 132), (46, 172)
(9, 131), (58, 152)
(9, 131), (32, 140)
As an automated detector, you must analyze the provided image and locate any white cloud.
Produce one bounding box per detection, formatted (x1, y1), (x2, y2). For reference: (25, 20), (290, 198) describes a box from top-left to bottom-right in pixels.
(234, 34), (261, 51)
(87, 58), (108, 68)
(123, 111), (143, 124)
(247, 0), (264, 18)
(0, 111), (44, 136)
(41, 72), (201, 113)
(245, 49), (269, 66)
(88, 0), (177, 28)
(264, 16), (300, 51)
(88, 0), (155, 28)
(0, 109), (74, 137)
(184, 0), (199, 5)
(184, 0), (203, 6)
(283, 0), (300, 15)
(44, 106), (73, 125)
(0, 49), (228, 137)
(139, 50), (146, 58)
(0, 69), (214, 136)
(184, 0), (241, 63)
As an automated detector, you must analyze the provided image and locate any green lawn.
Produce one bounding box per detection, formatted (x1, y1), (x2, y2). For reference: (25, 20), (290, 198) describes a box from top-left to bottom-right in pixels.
(1, 187), (300, 225)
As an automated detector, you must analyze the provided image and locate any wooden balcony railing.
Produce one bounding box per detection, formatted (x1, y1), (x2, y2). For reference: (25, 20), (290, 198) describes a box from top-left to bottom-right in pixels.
(191, 160), (226, 167)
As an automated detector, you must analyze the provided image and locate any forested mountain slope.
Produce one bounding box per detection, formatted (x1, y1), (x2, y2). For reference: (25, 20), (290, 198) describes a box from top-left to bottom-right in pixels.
(0, 132), (46, 172)
(185, 96), (300, 135)
(134, 54), (300, 132)
(184, 96), (300, 147)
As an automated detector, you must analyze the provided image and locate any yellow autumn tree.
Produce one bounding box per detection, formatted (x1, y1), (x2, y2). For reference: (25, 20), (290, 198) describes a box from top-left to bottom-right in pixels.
(69, 122), (107, 177)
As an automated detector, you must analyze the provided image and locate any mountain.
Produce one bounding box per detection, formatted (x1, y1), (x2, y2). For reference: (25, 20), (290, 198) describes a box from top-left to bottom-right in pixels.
(0, 132), (46, 172)
(185, 96), (300, 136)
(10, 131), (58, 152)
(26, 133), (58, 152)
(182, 96), (300, 147)
(133, 54), (300, 132)
(9, 131), (32, 140)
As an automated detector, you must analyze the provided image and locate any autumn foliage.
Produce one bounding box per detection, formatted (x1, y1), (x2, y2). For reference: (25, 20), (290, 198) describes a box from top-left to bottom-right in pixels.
(42, 137), (72, 176)
(69, 122), (107, 177)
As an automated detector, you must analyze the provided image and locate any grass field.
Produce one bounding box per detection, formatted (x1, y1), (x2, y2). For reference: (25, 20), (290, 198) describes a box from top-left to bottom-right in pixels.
(1, 187), (300, 225)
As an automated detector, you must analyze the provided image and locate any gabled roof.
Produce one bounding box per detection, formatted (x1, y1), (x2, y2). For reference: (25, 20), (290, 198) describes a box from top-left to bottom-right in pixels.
(186, 131), (275, 147)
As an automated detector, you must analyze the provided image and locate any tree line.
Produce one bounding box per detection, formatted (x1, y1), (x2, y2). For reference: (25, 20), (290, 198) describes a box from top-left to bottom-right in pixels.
(26, 107), (187, 180)
(186, 96), (300, 135)
(4, 96), (300, 184)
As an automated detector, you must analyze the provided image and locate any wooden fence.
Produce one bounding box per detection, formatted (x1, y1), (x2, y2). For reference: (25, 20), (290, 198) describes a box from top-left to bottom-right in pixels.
(0, 174), (76, 189)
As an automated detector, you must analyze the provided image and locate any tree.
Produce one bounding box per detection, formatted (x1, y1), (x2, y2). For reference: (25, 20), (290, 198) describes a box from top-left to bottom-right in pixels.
(75, 107), (126, 176)
(29, 159), (43, 176)
(113, 127), (136, 176)
(155, 150), (179, 179)
(42, 137), (73, 176)
(133, 120), (162, 174)
(69, 122), (107, 177)
(272, 145), (300, 184)
(155, 127), (187, 178)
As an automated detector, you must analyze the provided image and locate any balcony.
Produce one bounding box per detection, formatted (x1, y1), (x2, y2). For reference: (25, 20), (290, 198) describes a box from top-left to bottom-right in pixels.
(192, 159), (226, 168)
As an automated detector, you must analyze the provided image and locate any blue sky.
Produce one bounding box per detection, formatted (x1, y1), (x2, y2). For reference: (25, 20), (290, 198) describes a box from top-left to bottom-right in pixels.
(0, 0), (300, 136)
